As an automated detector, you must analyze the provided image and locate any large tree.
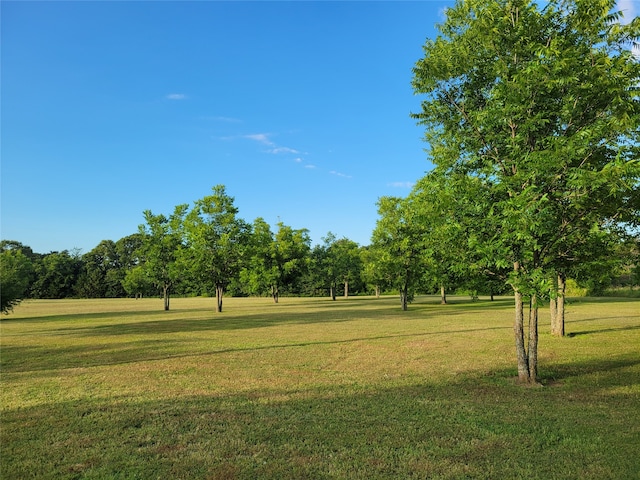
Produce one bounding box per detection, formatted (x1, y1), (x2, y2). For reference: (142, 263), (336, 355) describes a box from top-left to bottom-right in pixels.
(185, 185), (250, 312)
(412, 0), (639, 383)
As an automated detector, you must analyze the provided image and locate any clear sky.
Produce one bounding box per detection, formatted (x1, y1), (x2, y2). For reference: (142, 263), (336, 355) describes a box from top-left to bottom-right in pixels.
(2, 1), (637, 255)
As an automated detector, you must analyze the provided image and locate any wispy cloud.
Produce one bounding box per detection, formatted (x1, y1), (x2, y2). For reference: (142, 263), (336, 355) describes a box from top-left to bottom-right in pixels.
(269, 146), (300, 155)
(166, 93), (187, 100)
(243, 133), (275, 146)
(388, 181), (415, 188)
(330, 170), (352, 179)
(305, 164), (316, 169)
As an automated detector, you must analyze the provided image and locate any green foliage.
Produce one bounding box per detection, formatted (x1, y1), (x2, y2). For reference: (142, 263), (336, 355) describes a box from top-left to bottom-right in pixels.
(137, 204), (188, 309)
(29, 250), (82, 299)
(0, 248), (34, 313)
(184, 185), (251, 311)
(412, 0), (640, 381)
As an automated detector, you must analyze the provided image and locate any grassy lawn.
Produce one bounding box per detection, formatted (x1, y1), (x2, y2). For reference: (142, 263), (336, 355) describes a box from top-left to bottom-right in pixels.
(1, 295), (639, 479)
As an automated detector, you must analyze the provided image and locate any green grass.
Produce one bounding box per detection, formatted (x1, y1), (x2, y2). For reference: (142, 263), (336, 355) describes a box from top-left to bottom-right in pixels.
(2, 295), (639, 479)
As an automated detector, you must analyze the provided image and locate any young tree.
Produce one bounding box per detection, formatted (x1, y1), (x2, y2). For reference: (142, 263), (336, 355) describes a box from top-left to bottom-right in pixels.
(331, 238), (362, 298)
(138, 205), (188, 310)
(360, 245), (389, 298)
(272, 222), (311, 299)
(371, 197), (427, 310)
(412, 0), (640, 383)
(185, 185), (250, 312)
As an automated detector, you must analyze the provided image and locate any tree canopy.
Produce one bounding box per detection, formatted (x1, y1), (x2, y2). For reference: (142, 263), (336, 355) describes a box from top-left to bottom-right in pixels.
(411, 0), (640, 383)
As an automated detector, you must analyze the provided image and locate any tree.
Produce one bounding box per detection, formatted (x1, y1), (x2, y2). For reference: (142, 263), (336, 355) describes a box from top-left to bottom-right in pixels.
(371, 197), (427, 310)
(331, 238), (362, 298)
(138, 205), (188, 310)
(241, 219), (311, 302)
(185, 185), (250, 312)
(76, 240), (124, 298)
(0, 245), (34, 313)
(360, 245), (388, 298)
(29, 250), (82, 299)
(272, 222), (311, 299)
(412, 0), (640, 383)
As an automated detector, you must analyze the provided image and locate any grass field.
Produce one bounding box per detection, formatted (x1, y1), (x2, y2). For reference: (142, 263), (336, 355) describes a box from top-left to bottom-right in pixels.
(1, 295), (639, 479)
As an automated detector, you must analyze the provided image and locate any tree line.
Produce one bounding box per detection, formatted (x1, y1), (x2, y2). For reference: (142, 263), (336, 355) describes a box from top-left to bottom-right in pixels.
(1, 176), (635, 313)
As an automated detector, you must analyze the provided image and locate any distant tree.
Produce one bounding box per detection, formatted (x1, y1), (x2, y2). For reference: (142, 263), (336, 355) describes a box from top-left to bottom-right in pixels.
(242, 219), (311, 302)
(122, 265), (153, 299)
(360, 245), (389, 298)
(331, 238), (362, 298)
(411, 0), (640, 382)
(30, 251), (82, 299)
(371, 197), (427, 310)
(138, 205), (188, 310)
(184, 185), (250, 312)
(0, 245), (34, 313)
(76, 240), (125, 298)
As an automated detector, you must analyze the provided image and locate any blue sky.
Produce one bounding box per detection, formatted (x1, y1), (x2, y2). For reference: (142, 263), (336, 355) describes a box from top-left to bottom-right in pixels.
(2, 1), (637, 255)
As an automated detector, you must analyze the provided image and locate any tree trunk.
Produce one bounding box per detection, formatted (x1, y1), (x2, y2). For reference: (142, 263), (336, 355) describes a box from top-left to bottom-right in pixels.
(344, 280), (349, 298)
(551, 272), (566, 336)
(400, 282), (408, 311)
(330, 285), (336, 301)
(550, 294), (557, 333)
(375, 285), (380, 299)
(216, 285), (223, 313)
(557, 273), (566, 337)
(514, 287), (529, 383)
(272, 284), (279, 304)
(163, 284), (170, 311)
(440, 284), (447, 304)
(528, 295), (539, 382)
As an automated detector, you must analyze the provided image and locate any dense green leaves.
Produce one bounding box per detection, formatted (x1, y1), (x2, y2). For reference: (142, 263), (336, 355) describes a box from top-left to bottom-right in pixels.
(184, 185), (251, 312)
(411, 0), (640, 382)
(0, 245), (34, 313)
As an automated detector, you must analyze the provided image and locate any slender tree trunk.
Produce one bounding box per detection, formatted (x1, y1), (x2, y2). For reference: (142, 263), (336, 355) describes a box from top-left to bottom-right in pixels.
(440, 284), (447, 304)
(163, 284), (170, 311)
(514, 287), (529, 382)
(216, 285), (223, 313)
(550, 273), (558, 334)
(330, 284), (336, 301)
(528, 295), (539, 382)
(557, 273), (566, 337)
(344, 280), (349, 298)
(401, 282), (408, 311)
(375, 285), (380, 299)
(551, 272), (566, 336)
(272, 284), (279, 304)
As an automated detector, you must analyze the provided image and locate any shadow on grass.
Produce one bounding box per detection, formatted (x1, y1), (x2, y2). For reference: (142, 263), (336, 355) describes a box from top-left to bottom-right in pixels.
(566, 324), (640, 337)
(538, 355), (640, 385)
(2, 322), (512, 373)
(3, 358), (639, 480)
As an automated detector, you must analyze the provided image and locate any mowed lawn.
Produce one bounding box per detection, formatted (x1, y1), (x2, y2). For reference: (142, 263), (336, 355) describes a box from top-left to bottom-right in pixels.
(1, 296), (639, 479)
